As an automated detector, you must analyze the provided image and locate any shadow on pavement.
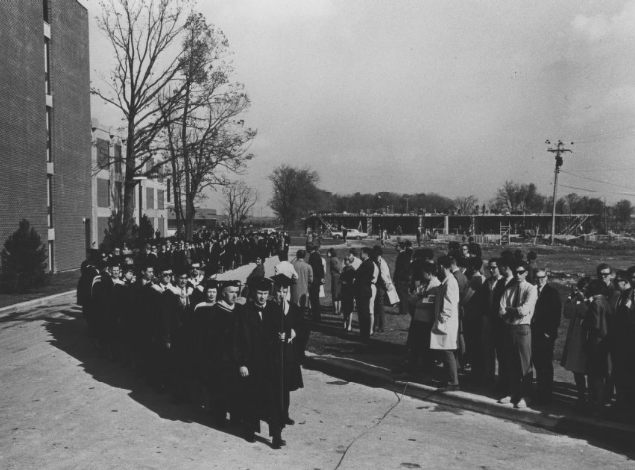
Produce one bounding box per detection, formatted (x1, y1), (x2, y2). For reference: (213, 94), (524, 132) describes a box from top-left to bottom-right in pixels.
(42, 306), (248, 443)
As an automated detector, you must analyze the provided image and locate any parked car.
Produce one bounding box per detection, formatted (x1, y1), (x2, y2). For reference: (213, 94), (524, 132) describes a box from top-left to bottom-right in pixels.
(259, 228), (278, 235)
(331, 228), (368, 240)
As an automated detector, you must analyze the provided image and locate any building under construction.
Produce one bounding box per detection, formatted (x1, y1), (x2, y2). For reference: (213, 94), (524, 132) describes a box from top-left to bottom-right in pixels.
(305, 212), (599, 240)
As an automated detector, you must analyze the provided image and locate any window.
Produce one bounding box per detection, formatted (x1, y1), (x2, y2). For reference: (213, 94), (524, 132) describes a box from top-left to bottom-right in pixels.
(97, 178), (110, 208)
(46, 175), (53, 227)
(114, 144), (122, 175)
(167, 179), (171, 202)
(47, 241), (54, 272)
(146, 187), (155, 210)
(114, 181), (122, 211)
(157, 190), (165, 210)
(46, 107), (52, 162)
(96, 138), (110, 169)
(44, 39), (51, 94)
(97, 217), (109, 245)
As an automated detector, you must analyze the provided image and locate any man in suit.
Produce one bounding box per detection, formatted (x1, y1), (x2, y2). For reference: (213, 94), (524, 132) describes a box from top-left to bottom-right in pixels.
(354, 247), (377, 341)
(290, 250), (313, 311)
(308, 245), (325, 321)
(393, 241), (413, 316)
(531, 269), (562, 404)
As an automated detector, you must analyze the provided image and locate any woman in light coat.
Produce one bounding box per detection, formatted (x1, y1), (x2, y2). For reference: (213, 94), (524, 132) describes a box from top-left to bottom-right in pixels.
(430, 256), (460, 390)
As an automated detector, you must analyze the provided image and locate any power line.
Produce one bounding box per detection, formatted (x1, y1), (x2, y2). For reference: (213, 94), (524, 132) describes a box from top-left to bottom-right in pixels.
(561, 170), (635, 192)
(559, 184), (635, 197)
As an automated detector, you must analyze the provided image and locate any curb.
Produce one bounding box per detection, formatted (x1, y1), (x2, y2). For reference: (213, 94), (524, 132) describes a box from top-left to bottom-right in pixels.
(303, 353), (635, 450)
(0, 290), (76, 318)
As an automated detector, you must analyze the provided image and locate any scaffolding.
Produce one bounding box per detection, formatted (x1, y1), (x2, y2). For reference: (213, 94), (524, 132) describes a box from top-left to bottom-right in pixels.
(500, 222), (511, 245)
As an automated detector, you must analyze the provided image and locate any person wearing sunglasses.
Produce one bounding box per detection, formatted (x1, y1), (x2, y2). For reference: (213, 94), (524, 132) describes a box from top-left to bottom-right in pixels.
(498, 261), (538, 409)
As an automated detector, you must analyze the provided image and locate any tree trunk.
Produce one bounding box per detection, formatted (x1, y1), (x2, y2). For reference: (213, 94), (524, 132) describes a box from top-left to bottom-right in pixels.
(122, 122), (137, 236)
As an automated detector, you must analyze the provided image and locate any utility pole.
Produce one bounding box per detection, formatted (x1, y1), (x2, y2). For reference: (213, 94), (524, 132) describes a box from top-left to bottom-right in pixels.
(546, 140), (573, 245)
(404, 197), (411, 214)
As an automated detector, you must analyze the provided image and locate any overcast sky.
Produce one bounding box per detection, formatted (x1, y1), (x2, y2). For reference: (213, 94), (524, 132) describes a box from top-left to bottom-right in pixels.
(89, 0), (635, 215)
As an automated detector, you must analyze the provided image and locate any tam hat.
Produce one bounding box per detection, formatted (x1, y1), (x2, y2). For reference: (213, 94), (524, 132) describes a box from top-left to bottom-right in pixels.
(272, 274), (295, 288)
(218, 280), (241, 289)
(251, 277), (273, 292)
(203, 280), (219, 290)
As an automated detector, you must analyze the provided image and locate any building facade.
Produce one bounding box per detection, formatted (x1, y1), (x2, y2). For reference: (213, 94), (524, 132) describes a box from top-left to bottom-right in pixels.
(90, 126), (170, 248)
(0, 0), (91, 272)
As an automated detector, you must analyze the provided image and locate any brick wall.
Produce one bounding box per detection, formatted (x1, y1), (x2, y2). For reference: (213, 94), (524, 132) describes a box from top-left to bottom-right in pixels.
(0, 0), (91, 273)
(0, 1), (49, 268)
(49, 0), (91, 271)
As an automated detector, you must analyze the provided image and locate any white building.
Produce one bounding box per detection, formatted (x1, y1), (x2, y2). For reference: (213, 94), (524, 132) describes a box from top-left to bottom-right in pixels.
(90, 124), (171, 248)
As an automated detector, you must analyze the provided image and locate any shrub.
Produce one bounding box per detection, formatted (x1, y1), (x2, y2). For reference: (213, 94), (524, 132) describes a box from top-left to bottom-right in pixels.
(1, 219), (49, 293)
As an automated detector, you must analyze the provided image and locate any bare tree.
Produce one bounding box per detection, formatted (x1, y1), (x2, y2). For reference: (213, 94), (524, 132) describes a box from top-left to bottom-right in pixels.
(92, 0), (193, 234)
(222, 181), (257, 229)
(159, 13), (256, 240)
(453, 195), (478, 215)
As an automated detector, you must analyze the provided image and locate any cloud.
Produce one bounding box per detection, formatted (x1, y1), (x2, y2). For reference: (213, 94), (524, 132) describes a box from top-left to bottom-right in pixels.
(572, 1), (635, 41)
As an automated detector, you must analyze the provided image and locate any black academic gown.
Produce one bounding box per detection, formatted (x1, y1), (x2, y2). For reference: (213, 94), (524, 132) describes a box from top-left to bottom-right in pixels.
(233, 301), (285, 435)
(198, 301), (240, 420)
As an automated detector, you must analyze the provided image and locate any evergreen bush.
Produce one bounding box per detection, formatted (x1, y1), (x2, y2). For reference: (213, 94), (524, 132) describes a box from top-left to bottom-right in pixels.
(1, 219), (49, 293)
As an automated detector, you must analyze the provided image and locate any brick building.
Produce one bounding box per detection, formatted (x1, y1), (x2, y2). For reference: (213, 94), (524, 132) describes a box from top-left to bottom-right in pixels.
(0, 0), (91, 272)
(90, 125), (170, 248)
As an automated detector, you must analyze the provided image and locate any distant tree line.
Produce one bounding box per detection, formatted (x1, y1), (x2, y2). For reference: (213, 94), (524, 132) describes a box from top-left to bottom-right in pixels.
(268, 166), (634, 233)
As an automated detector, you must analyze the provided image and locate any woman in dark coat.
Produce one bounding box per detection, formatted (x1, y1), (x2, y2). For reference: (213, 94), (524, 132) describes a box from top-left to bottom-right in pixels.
(328, 248), (342, 316)
(339, 257), (356, 331)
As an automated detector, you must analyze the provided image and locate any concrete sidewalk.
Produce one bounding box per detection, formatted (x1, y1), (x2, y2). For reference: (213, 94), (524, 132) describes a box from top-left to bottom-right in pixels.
(303, 349), (635, 451)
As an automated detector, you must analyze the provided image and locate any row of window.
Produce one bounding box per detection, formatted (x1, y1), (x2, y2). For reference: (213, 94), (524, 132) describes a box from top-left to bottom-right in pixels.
(97, 179), (166, 211)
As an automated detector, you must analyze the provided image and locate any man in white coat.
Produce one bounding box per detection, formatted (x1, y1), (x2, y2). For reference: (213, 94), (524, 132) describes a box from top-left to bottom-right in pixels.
(430, 255), (460, 391)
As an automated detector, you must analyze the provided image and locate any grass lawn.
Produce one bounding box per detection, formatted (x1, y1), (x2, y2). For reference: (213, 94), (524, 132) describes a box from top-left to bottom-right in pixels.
(0, 270), (80, 310)
(306, 240), (635, 390)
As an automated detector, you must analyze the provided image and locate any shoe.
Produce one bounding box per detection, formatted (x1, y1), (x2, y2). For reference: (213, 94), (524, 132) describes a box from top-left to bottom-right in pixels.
(244, 431), (256, 443)
(377, 328), (385, 333)
(498, 396), (513, 404)
(271, 437), (286, 449)
(284, 417), (295, 425)
(514, 399), (528, 409)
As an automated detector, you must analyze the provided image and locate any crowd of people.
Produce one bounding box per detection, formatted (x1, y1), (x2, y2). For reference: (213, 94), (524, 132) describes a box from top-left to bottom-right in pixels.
(373, 240), (635, 420)
(105, 229), (291, 277)
(76, 227), (635, 446)
(76, 229), (305, 449)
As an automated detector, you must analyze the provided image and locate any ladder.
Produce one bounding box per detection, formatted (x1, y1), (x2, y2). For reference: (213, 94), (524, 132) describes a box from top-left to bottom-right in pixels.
(500, 222), (511, 245)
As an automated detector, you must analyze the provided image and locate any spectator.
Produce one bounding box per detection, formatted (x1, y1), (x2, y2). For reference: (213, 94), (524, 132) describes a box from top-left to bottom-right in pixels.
(531, 269), (562, 404)
(561, 277), (592, 410)
(430, 255), (461, 392)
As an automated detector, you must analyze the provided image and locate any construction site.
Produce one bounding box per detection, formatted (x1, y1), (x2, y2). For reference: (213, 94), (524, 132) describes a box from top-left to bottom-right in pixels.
(305, 212), (602, 244)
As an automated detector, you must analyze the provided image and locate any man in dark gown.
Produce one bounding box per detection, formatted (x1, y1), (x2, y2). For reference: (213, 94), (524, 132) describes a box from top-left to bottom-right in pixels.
(198, 280), (240, 426)
(233, 278), (287, 448)
(270, 274), (306, 425)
